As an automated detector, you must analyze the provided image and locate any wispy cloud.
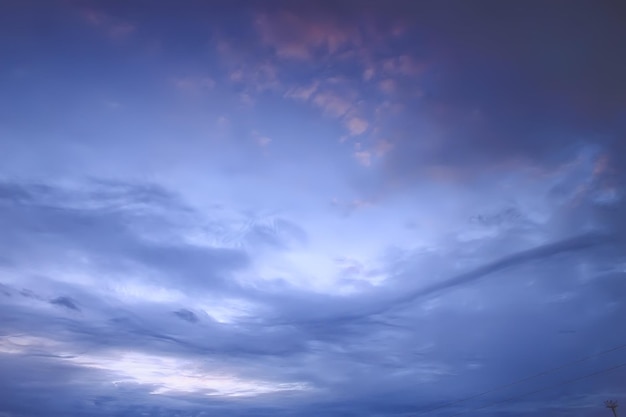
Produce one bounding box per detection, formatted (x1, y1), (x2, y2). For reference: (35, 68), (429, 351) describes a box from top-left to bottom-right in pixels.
(311, 90), (353, 118)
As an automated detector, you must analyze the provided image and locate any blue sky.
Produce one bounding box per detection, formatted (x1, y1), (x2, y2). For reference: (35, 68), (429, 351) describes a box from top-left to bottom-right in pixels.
(1, 1), (625, 416)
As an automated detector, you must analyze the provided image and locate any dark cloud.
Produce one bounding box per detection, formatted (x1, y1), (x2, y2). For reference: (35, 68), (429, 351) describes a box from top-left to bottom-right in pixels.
(0, 180), (250, 293)
(173, 309), (199, 323)
(250, 232), (618, 330)
(50, 296), (81, 311)
(395, 232), (616, 307)
(1, 238), (625, 416)
(242, 217), (308, 249)
(0, 283), (12, 297)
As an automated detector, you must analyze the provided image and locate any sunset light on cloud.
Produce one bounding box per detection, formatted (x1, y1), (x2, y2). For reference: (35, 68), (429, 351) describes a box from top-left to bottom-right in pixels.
(1, 1), (625, 417)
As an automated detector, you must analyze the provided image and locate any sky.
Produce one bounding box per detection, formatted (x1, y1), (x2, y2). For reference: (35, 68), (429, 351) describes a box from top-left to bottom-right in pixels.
(0, 1), (625, 416)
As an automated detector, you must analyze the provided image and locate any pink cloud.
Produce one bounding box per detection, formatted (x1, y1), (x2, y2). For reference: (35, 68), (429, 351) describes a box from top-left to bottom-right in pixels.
(374, 139), (394, 157)
(350, 140), (392, 166)
(381, 55), (425, 77)
(216, 116), (230, 128)
(252, 131), (272, 148)
(229, 69), (244, 82)
(378, 79), (396, 95)
(239, 93), (255, 107)
(375, 101), (405, 117)
(256, 137), (272, 147)
(363, 67), (376, 81)
(593, 153), (611, 177)
(353, 143), (372, 167)
(287, 83), (370, 137)
(390, 21), (409, 38)
(284, 83), (319, 101)
(346, 117), (369, 136)
(312, 91), (353, 118)
(227, 61), (280, 93)
(354, 151), (371, 167)
(361, 55), (427, 87)
(215, 37), (282, 93)
(255, 11), (360, 61)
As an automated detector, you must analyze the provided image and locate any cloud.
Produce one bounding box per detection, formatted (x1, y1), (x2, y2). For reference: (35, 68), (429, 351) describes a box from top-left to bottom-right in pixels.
(173, 309), (199, 323)
(380, 55), (424, 77)
(346, 117), (368, 136)
(395, 232), (616, 309)
(0, 180), (250, 293)
(378, 79), (396, 95)
(374, 139), (394, 157)
(50, 296), (80, 312)
(79, 5), (136, 40)
(1, 177), (625, 416)
(237, 215), (309, 250)
(354, 150), (372, 167)
(216, 0), (626, 194)
(330, 197), (373, 216)
(255, 10), (360, 60)
(284, 82), (319, 101)
(372, 2), (626, 188)
(255, 230), (619, 329)
(312, 90), (353, 118)
(286, 81), (372, 138)
(256, 136), (272, 147)
(226, 60), (281, 93)
(252, 131), (272, 148)
(352, 142), (377, 167)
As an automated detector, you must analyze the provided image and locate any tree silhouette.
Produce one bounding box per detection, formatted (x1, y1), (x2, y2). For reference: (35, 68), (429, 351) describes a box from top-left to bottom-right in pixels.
(605, 400), (619, 417)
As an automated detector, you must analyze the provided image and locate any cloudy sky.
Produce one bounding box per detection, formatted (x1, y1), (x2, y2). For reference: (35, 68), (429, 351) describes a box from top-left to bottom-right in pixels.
(1, 1), (626, 416)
